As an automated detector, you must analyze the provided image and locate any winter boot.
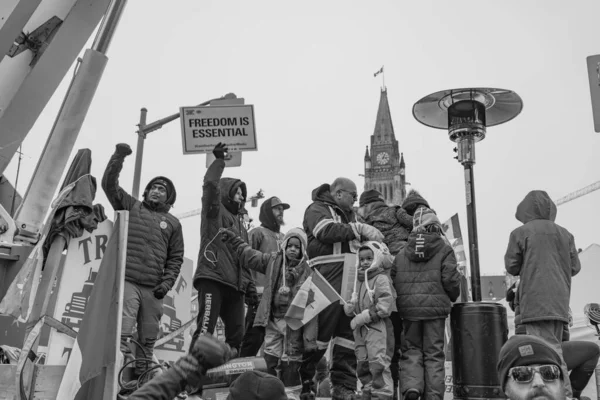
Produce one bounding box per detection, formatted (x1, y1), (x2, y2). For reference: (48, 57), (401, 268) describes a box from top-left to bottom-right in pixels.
(361, 388), (372, 400)
(331, 384), (357, 400)
(404, 388), (420, 400)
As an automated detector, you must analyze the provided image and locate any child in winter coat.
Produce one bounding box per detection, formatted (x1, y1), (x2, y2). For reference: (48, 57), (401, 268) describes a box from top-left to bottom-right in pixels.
(344, 241), (396, 400)
(221, 227), (317, 378)
(393, 207), (461, 400)
(357, 189), (413, 256)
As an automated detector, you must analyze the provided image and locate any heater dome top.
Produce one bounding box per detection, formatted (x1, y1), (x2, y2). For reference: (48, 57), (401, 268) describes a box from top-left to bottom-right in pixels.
(412, 87), (523, 130)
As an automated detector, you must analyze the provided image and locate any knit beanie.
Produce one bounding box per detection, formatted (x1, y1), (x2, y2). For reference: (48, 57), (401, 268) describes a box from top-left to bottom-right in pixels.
(227, 370), (287, 400)
(402, 190), (429, 216)
(497, 335), (563, 390)
(412, 207), (441, 232)
(359, 189), (384, 207)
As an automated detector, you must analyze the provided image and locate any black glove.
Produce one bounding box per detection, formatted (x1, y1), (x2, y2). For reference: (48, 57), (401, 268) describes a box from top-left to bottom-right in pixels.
(115, 143), (132, 156)
(153, 282), (170, 299)
(245, 292), (259, 307)
(220, 228), (238, 242)
(212, 142), (228, 160)
(190, 335), (234, 373)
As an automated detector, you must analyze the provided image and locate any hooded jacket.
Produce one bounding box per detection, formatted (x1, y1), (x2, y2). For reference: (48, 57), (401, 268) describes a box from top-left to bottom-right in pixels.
(504, 190), (581, 324)
(247, 197), (285, 289)
(357, 199), (413, 256)
(227, 228), (318, 354)
(303, 184), (359, 282)
(393, 230), (460, 320)
(102, 152), (184, 289)
(193, 158), (251, 293)
(346, 242), (396, 324)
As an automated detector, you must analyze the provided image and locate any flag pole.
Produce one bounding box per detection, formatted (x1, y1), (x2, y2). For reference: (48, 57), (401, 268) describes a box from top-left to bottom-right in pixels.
(103, 211), (128, 400)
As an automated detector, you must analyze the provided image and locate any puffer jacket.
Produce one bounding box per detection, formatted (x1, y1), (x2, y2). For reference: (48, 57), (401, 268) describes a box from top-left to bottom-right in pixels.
(193, 158), (251, 293)
(394, 231), (460, 320)
(102, 152), (184, 289)
(227, 228), (318, 353)
(303, 184), (359, 285)
(504, 190), (581, 324)
(357, 200), (412, 256)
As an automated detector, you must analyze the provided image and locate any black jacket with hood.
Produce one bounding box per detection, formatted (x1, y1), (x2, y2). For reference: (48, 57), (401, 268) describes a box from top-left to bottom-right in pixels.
(393, 231), (461, 320)
(504, 190), (581, 324)
(193, 158), (251, 293)
(102, 152), (184, 289)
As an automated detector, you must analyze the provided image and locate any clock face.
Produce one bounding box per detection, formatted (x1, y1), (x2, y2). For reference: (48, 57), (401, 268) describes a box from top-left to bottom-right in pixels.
(399, 168), (405, 175)
(376, 152), (390, 165)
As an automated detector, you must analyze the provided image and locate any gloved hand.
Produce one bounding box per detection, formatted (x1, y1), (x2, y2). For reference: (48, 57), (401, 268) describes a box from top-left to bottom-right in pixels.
(152, 282), (170, 299)
(174, 335), (233, 387)
(350, 222), (384, 242)
(115, 143), (132, 156)
(220, 228), (238, 242)
(213, 142), (228, 160)
(350, 309), (371, 330)
(190, 335), (234, 373)
(245, 292), (259, 307)
(343, 292), (358, 316)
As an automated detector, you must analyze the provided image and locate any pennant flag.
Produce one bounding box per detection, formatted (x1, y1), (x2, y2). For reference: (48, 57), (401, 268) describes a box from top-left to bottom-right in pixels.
(0, 182), (77, 323)
(56, 212), (126, 400)
(285, 269), (340, 330)
(374, 66), (384, 77)
(442, 213), (462, 242)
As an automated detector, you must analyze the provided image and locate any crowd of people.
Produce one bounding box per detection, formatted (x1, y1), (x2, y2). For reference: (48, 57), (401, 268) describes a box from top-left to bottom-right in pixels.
(103, 142), (598, 400)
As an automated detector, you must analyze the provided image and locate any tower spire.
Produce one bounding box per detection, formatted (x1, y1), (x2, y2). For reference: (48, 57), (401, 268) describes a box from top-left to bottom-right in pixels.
(372, 89), (396, 145)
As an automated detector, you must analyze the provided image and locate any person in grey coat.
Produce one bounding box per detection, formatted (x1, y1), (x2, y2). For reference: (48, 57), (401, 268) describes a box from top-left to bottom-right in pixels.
(504, 190), (581, 398)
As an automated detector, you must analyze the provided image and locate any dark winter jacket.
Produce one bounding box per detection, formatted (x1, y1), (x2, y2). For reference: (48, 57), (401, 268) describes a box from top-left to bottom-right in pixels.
(394, 231), (461, 320)
(228, 228), (317, 354)
(247, 197), (285, 289)
(102, 152), (184, 289)
(504, 190), (581, 324)
(303, 184), (359, 277)
(194, 159), (251, 293)
(357, 200), (413, 255)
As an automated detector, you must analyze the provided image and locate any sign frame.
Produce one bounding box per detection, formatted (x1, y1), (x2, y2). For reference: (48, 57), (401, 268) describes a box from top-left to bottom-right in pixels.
(180, 104), (257, 154)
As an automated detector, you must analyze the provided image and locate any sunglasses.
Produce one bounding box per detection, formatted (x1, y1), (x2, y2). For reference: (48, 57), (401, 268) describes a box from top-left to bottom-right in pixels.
(508, 365), (561, 383)
(339, 189), (358, 200)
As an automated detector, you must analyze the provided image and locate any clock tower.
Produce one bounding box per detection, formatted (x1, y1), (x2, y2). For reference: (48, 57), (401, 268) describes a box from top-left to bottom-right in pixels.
(364, 89), (406, 205)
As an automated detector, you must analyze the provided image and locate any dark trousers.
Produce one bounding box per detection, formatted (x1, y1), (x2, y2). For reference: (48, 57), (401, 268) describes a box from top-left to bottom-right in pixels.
(400, 318), (446, 400)
(190, 279), (245, 352)
(390, 312), (403, 399)
(299, 263), (357, 390)
(121, 281), (164, 375)
(563, 340), (600, 397)
(240, 303), (265, 357)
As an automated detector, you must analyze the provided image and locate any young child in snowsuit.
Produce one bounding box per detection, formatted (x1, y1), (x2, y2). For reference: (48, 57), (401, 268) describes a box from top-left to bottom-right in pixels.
(344, 241), (396, 400)
(222, 227), (317, 378)
(394, 207), (461, 400)
(357, 189), (412, 399)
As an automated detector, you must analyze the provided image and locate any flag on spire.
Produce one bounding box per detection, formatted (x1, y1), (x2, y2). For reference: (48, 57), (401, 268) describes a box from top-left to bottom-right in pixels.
(374, 66), (384, 77)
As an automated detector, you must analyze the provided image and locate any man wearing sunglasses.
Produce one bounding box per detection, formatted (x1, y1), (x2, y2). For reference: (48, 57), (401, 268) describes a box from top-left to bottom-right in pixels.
(497, 335), (566, 400)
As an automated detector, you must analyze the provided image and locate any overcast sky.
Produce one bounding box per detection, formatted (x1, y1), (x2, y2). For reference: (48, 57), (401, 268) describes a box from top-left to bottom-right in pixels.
(5, 0), (600, 276)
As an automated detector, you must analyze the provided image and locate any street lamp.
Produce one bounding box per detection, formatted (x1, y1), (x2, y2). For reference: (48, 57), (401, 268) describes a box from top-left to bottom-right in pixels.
(412, 87), (523, 400)
(412, 87), (523, 301)
(131, 93), (238, 198)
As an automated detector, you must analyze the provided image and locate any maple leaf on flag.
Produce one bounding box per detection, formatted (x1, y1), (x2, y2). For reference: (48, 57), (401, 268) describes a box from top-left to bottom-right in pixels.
(306, 288), (315, 309)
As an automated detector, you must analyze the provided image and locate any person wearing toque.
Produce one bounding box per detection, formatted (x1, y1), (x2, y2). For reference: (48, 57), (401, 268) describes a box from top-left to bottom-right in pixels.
(102, 143), (184, 380)
(497, 335), (566, 400)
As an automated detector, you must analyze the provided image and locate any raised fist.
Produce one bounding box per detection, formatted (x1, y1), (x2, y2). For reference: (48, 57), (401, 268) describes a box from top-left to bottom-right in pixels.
(213, 142), (228, 160)
(115, 143), (132, 156)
